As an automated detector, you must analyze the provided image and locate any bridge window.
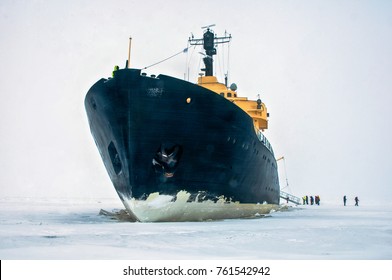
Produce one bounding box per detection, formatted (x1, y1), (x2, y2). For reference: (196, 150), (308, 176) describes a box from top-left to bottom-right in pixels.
(220, 92), (225, 96)
(227, 92), (232, 97)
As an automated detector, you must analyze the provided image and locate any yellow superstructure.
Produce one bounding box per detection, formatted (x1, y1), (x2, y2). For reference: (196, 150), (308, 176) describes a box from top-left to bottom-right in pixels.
(197, 76), (269, 131)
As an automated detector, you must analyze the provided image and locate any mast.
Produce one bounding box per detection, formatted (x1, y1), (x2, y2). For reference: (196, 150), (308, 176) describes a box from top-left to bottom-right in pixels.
(127, 37), (132, 69)
(189, 25), (231, 77)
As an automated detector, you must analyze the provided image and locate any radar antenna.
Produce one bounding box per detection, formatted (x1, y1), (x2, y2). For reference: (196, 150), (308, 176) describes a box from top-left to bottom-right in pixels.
(201, 24), (216, 30)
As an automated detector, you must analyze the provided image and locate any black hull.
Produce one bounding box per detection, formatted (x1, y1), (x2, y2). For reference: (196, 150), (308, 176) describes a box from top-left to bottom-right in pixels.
(85, 69), (280, 207)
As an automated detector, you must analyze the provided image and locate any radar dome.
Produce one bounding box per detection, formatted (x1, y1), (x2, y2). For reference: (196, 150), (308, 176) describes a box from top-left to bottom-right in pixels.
(230, 83), (237, 91)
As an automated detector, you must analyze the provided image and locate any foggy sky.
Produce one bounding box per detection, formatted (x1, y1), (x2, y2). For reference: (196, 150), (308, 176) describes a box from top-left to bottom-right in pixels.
(1, 0), (391, 204)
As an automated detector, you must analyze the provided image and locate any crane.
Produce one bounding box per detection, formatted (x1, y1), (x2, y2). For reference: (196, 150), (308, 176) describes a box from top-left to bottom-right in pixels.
(276, 156), (301, 205)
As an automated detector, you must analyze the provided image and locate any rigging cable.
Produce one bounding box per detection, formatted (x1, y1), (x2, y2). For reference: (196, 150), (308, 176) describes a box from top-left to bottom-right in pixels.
(184, 41), (190, 80)
(227, 38), (231, 86)
(280, 157), (290, 191)
(185, 45), (196, 82)
(221, 40), (225, 81)
(276, 156), (290, 192)
(143, 47), (189, 70)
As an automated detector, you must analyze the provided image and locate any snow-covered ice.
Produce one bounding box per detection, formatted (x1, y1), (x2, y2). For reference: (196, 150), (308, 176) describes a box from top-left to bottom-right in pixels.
(0, 197), (391, 259)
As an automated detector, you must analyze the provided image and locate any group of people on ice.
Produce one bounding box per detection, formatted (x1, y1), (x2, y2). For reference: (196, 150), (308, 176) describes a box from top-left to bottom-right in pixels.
(302, 195), (320, 206)
(301, 195), (360, 206)
(343, 195), (359, 206)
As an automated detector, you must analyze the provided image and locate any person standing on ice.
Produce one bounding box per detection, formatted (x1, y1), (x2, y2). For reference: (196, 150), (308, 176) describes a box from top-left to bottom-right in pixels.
(343, 195), (347, 206)
(355, 196), (359, 206)
(310, 196), (314, 205)
(315, 195), (320, 205)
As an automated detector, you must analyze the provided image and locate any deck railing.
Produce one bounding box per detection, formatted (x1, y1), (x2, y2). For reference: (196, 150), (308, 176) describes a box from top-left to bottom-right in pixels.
(280, 190), (301, 205)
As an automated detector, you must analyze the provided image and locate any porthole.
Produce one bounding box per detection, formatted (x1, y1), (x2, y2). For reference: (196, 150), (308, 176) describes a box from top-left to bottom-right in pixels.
(186, 97), (192, 104)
